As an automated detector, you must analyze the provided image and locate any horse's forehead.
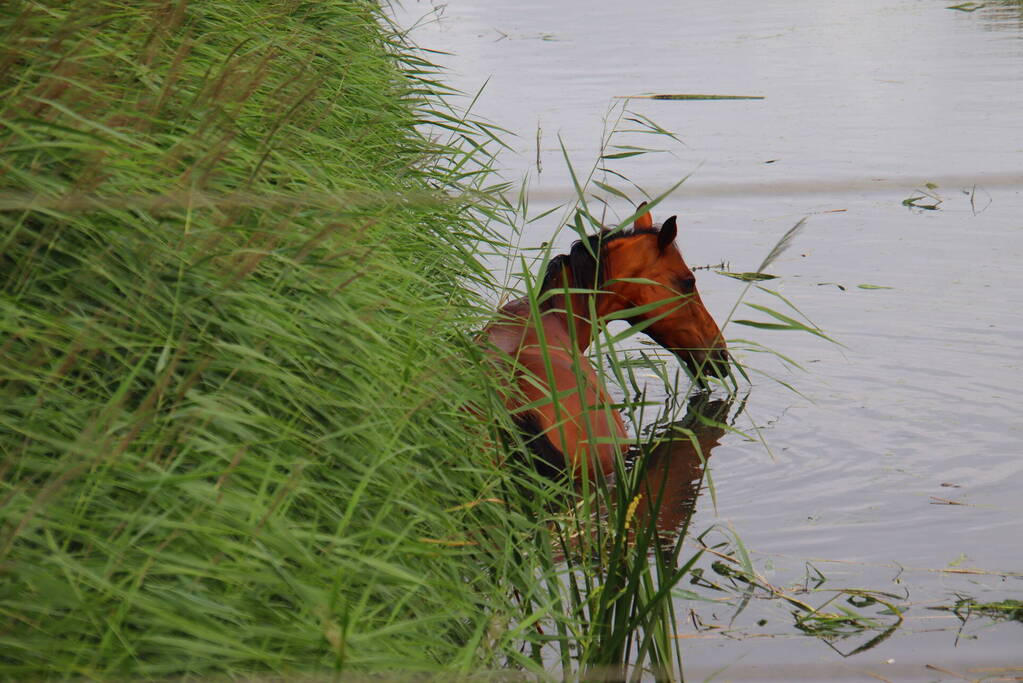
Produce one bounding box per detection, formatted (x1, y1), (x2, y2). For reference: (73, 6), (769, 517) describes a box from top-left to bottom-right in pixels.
(607, 233), (652, 262)
(607, 233), (689, 275)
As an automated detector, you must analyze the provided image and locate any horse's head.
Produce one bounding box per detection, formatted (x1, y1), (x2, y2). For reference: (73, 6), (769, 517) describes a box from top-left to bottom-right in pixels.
(598, 207), (729, 379)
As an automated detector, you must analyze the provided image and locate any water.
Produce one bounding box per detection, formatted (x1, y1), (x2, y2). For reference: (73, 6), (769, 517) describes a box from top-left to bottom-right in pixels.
(395, 0), (1023, 677)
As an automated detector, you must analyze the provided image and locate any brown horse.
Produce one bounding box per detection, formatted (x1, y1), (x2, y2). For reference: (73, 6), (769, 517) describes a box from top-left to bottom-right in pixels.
(484, 205), (728, 478)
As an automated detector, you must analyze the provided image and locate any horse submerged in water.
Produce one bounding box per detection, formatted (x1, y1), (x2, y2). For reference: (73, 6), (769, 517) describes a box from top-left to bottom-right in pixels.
(483, 204), (728, 479)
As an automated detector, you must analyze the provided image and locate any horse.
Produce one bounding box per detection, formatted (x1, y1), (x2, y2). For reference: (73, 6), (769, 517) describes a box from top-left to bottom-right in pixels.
(483, 204), (728, 479)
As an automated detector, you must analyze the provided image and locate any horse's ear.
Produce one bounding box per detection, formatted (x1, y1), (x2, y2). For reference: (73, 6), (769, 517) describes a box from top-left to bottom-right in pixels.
(634, 202), (653, 230)
(657, 216), (678, 252)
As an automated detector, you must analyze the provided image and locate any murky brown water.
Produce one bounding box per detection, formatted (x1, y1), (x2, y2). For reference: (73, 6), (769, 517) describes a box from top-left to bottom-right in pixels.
(395, 1), (1023, 678)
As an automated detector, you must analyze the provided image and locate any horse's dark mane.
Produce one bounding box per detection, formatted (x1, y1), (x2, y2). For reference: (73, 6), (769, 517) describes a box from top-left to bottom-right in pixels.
(540, 228), (660, 308)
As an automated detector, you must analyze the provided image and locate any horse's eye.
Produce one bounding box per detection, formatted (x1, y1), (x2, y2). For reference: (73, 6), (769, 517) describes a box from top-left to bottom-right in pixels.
(676, 276), (696, 294)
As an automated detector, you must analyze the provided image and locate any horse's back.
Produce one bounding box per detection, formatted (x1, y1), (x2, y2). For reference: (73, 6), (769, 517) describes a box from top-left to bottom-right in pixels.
(482, 299), (625, 477)
(510, 345), (625, 477)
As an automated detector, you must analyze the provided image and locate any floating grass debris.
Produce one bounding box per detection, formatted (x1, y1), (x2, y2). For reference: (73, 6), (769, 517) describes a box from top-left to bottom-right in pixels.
(716, 270), (779, 282)
(619, 94), (766, 101)
(947, 2), (985, 11)
(903, 182), (944, 210)
(687, 535), (905, 656)
(902, 195), (942, 210)
(941, 598), (1023, 623)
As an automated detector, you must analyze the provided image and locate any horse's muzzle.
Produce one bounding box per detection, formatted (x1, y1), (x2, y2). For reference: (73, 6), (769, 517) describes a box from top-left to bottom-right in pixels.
(704, 347), (730, 378)
(682, 346), (730, 379)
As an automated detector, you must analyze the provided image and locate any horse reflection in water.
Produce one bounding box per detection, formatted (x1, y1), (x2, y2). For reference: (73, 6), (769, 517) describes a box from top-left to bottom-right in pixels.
(484, 204), (728, 479)
(547, 394), (735, 564)
(628, 394), (733, 547)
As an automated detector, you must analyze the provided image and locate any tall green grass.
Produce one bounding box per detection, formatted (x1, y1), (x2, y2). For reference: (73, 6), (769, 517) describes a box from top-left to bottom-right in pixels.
(0, 0), (530, 676)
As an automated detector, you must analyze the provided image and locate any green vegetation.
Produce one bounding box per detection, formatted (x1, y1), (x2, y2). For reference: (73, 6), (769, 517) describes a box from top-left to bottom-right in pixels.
(939, 597), (1023, 624)
(616, 94), (766, 101)
(946, 2), (985, 12)
(0, 0), (524, 675)
(902, 183), (943, 210)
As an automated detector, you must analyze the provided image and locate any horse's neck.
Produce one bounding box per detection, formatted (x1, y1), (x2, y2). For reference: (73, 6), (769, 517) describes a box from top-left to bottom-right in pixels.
(542, 291), (597, 355)
(489, 292), (598, 357)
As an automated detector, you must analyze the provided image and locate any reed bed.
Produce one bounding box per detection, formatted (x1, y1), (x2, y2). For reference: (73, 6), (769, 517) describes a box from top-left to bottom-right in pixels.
(0, 0), (531, 675)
